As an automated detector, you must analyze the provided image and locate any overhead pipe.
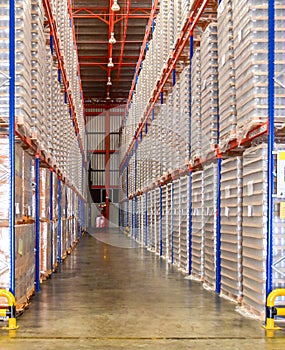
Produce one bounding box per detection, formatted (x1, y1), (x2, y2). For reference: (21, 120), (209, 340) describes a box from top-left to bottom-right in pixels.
(266, 0), (275, 298)
(0, 290), (18, 330)
(9, 0), (16, 296)
(35, 156), (41, 293)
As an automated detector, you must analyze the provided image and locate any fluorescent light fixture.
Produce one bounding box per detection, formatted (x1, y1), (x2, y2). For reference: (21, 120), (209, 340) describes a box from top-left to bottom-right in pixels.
(107, 77), (112, 86)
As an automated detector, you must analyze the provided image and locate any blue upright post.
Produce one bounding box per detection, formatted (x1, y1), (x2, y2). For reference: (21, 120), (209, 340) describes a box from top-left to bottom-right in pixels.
(172, 69), (176, 86)
(216, 158), (222, 293)
(58, 179), (62, 263)
(50, 170), (53, 271)
(266, 0), (275, 297)
(188, 31), (194, 276)
(9, 0), (16, 295)
(35, 157), (41, 292)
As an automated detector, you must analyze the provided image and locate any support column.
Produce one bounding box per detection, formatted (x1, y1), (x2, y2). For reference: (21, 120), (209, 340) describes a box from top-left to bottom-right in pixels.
(9, 0), (16, 296)
(266, 0), (275, 297)
(105, 108), (110, 227)
(35, 156), (40, 293)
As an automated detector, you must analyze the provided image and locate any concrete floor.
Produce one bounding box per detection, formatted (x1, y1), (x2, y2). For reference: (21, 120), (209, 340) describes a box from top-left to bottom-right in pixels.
(1, 229), (285, 349)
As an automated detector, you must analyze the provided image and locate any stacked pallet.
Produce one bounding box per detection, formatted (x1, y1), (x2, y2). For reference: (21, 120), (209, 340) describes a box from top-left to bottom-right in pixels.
(203, 163), (218, 290)
(191, 171), (204, 280)
(31, 0), (47, 150)
(172, 179), (181, 267)
(179, 66), (191, 164)
(233, 1), (285, 138)
(190, 49), (202, 161)
(220, 157), (243, 302)
(200, 23), (219, 160)
(217, 0), (237, 149)
(242, 143), (268, 318)
(180, 175), (189, 273)
(39, 168), (51, 279)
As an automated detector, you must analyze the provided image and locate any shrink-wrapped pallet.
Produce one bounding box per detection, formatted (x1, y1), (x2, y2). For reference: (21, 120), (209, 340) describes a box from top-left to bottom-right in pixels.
(217, 0), (237, 148)
(180, 65), (191, 163)
(172, 179), (181, 267)
(191, 49), (202, 160)
(242, 143), (268, 318)
(200, 23), (219, 160)
(155, 187), (161, 255)
(40, 221), (52, 278)
(203, 163), (218, 290)
(191, 171), (204, 280)
(15, 224), (35, 306)
(220, 156), (243, 302)
(242, 143), (285, 318)
(180, 175), (189, 273)
(22, 150), (33, 220)
(232, 0), (285, 137)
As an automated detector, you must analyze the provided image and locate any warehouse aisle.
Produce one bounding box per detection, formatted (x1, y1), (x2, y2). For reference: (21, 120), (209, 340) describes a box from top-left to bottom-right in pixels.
(1, 230), (285, 350)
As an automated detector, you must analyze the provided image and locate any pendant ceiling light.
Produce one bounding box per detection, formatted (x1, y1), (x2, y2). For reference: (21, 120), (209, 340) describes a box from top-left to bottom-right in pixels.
(111, 0), (120, 12)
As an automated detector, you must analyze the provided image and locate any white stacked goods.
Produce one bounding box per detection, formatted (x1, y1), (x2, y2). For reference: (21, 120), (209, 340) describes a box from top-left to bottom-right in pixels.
(165, 94), (175, 172)
(167, 0), (175, 52)
(155, 187), (160, 254)
(0, 1), (10, 123)
(172, 83), (182, 170)
(15, 0), (32, 134)
(179, 175), (190, 273)
(191, 170), (204, 280)
(203, 163), (218, 290)
(217, 0), (237, 149)
(179, 65), (191, 164)
(190, 49), (202, 161)
(172, 179), (181, 267)
(148, 190), (156, 251)
(160, 0), (169, 67)
(31, 1), (47, 150)
(161, 185), (167, 258)
(242, 143), (267, 319)
(200, 23), (219, 160)
(232, 1), (285, 138)
(181, 0), (191, 32)
(137, 195), (142, 244)
(220, 156), (243, 302)
(174, 0), (182, 45)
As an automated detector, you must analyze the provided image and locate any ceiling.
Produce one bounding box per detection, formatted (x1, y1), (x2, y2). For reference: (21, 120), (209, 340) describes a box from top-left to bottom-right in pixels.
(72, 0), (154, 106)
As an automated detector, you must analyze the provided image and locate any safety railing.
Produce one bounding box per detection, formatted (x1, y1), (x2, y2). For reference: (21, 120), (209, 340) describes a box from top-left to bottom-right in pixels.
(0, 289), (18, 330)
(264, 288), (285, 330)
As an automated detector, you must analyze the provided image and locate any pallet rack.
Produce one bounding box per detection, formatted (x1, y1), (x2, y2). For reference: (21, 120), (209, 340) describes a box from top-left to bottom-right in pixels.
(0, 0), (86, 307)
(119, 0), (285, 320)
